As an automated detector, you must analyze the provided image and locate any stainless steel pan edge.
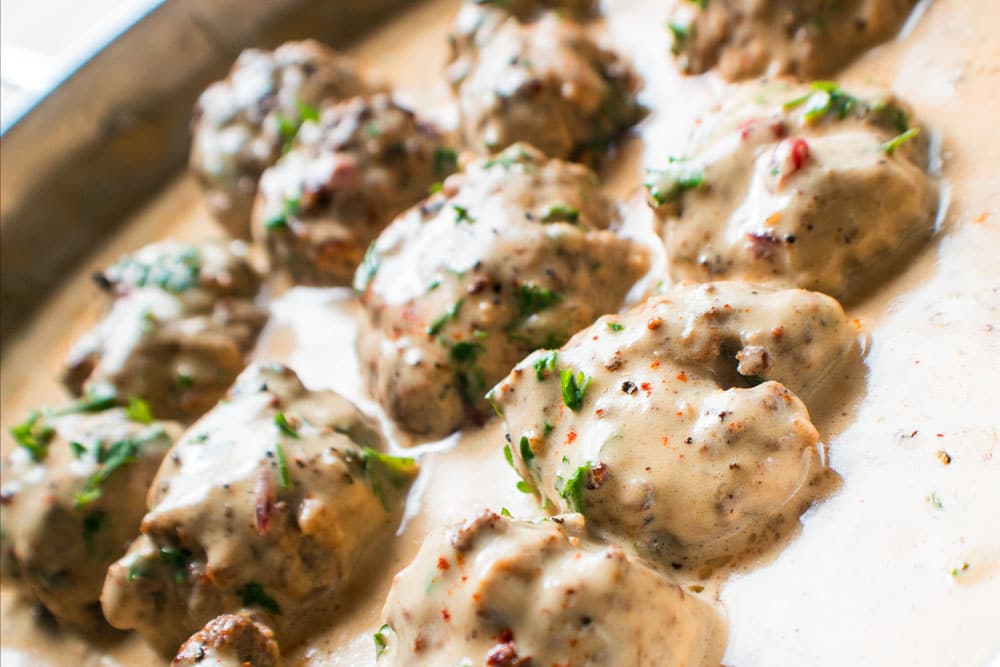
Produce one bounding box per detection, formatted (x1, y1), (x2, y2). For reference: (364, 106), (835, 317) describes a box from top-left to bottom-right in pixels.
(0, 0), (415, 352)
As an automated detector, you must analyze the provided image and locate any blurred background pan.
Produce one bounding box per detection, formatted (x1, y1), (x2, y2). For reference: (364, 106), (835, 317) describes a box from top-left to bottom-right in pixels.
(0, 0), (413, 350)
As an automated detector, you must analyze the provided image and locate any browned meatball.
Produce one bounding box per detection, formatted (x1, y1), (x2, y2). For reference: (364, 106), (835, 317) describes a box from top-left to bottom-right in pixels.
(669, 0), (919, 80)
(252, 94), (457, 286)
(62, 240), (267, 421)
(102, 363), (418, 655)
(491, 282), (856, 569)
(190, 40), (377, 238)
(1, 403), (177, 633)
(451, 13), (643, 161)
(173, 612), (281, 667)
(645, 82), (937, 300)
(355, 144), (650, 439)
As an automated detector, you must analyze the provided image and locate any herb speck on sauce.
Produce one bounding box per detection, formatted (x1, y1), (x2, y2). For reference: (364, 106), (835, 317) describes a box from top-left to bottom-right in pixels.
(560, 369), (592, 412)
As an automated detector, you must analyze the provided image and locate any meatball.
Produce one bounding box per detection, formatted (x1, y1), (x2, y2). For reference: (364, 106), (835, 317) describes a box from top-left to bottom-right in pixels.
(447, 0), (598, 84)
(173, 612), (281, 667)
(355, 144), (650, 439)
(378, 511), (724, 666)
(101, 363), (418, 654)
(252, 94), (457, 286)
(62, 241), (267, 421)
(1, 403), (177, 633)
(190, 40), (377, 238)
(489, 282), (856, 569)
(645, 83), (937, 300)
(669, 0), (919, 80)
(451, 13), (643, 160)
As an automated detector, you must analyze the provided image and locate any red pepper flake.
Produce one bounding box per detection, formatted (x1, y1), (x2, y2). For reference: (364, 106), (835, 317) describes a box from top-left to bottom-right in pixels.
(936, 450), (952, 465)
(789, 138), (810, 171)
(640, 382), (653, 396)
(566, 430), (577, 444)
(973, 211), (990, 224)
(771, 326), (784, 339)
(677, 371), (687, 382)
(437, 557), (450, 571)
(441, 608), (451, 621)
(647, 316), (663, 330)
(651, 360), (661, 369)
(662, 436), (669, 446)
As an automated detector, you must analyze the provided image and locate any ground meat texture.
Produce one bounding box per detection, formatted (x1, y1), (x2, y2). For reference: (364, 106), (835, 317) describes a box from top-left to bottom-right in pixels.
(450, 13), (643, 161)
(646, 83), (937, 301)
(378, 511), (724, 666)
(447, 0), (598, 85)
(490, 282), (856, 569)
(101, 363), (417, 655)
(190, 40), (377, 238)
(670, 0), (919, 80)
(172, 612), (281, 667)
(0, 407), (177, 634)
(252, 94), (456, 286)
(62, 241), (267, 421)
(355, 144), (650, 440)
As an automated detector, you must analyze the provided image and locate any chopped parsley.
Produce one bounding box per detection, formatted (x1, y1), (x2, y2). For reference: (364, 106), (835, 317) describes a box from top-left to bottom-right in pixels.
(106, 245), (201, 293)
(516, 480), (533, 493)
(516, 284), (562, 318)
(239, 581), (282, 615)
(669, 22), (691, 55)
(482, 145), (534, 170)
(503, 443), (515, 468)
(374, 623), (391, 658)
(274, 412), (299, 438)
(264, 196), (301, 231)
(433, 147), (459, 176)
(644, 157), (704, 207)
(560, 369), (592, 412)
(560, 462), (589, 513)
(785, 82), (864, 124)
(450, 340), (483, 363)
(542, 421), (554, 437)
(607, 321), (625, 332)
(9, 411), (55, 462)
(362, 447), (418, 510)
(519, 436), (535, 465)
(453, 204), (475, 224)
(533, 351), (558, 381)
(275, 442), (290, 489)
(500, 506), (513, 517)
(125, 397), (154, 424)
(53, 383), (119, 416)
(926, 491), (943, 509)
(159, 547), (190, 584)
(879, 127), (920, 155)
(354, 243), (380, 293)
(82, 510), (106, 552)
(176, 372), (194, 389)
(70, 441), (87, 459)
(296, 100), (320, 123)
(74, 437), (142, 508)
(541, 204), (580, 223)
(427, 299), (463, 335)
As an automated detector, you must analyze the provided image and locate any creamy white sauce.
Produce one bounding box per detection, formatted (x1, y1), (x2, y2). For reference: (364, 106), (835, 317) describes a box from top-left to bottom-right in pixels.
(1, 0), (999, 665)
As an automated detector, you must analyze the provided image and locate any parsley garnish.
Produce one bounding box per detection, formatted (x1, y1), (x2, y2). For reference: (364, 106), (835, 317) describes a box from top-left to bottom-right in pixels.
(453, 204), (475, 224)
(541, 204), (580, 223)
(519, 436), (535, 464)
(354, 243), (380, 293)
(374, 623), (391, 658)
(560, 369), (592, 412)
(669, 22), (690, 55)
(274, 412), (299, 438)
(107, 245), (201, 293)
(296, 100), (320, 123)
(82, 510), (106, 552)
(560, 462), (589, 513)
(53, 384), (119, 416)
(482, 145), (534, 170)
(533, 352), (558, 381)
(9, 411), (55, 462)
(644, 157), (704, 207)
(450, 340), (482, 363)
(159, 547), (190, 584)
(125, 397), (154, 424)
(607, 321), (625, 332)
(239, 581), (282, 615)
(879, 127), (920, 155)
(433, 147), (459, 176)
(70, 441), (87, 458)
(264, 196), (301, 231)
(362, 447), (418, 510)
(516, 284), (562, 318)
(74, 437), (142, 508)
(275, 442), (290, 488)
(427, 299), (463, 335)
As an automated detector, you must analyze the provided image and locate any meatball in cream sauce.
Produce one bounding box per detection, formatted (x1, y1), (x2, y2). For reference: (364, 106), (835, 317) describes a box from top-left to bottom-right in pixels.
(101, 363), (418, 654)
(490, 282), (857, 568)
(172, 612), (281, 667)
(355, 144), (650, 439)
(379, 511), (724, 666)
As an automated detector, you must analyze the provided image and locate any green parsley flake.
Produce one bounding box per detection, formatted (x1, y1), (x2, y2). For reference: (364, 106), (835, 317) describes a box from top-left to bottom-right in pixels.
(274, 412), (299, 438)
(374, 623), (391, 658)
(560, 462), (589, 513)
(74, 437), (142, 508)
(264, 196), (301, 231)
(453, 204), (475, 224)
(533, 351), (558, 381)
(644, 157), (704, 207)
(239, 581), (282, 615)
(433, 147), (459, 176)
(362, 447), (418, 510)
(560, 369), (592, 412)
(354, 243), (381, 293)
(516, 284), (562, 318)
(879, 127), (920, 155)
(519, 436), (535, 464)
(275, 442), (290, 489)
(125, 397), (154, 424)
(541, 204), (580, 223)
(10, 411), (55, 462)
(607, 321), (625, 332)
(427, 299), (464, 335)
(53, 384), (119, 416)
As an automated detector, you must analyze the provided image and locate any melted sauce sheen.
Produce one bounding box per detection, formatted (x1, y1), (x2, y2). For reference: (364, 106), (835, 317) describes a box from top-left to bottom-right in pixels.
(2, 0), (998, 665)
